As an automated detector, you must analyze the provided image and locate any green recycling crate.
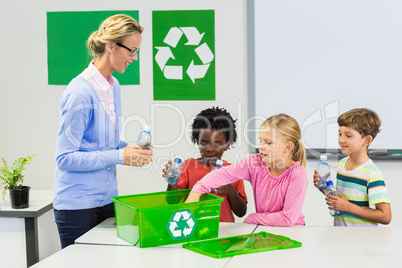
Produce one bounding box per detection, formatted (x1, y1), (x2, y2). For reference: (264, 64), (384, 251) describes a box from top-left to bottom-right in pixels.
(111, 189), (223, 248)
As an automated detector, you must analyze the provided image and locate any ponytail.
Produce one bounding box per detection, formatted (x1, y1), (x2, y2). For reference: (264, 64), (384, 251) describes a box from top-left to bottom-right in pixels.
(292, 139), (306, 168)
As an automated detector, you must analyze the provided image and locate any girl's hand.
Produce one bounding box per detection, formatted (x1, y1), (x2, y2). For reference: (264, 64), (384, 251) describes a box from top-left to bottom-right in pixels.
(123, 144), (153, 166)
(326, 192), (350, 212)
(185, 192), (202, 203)
(162, 160), (171, 178)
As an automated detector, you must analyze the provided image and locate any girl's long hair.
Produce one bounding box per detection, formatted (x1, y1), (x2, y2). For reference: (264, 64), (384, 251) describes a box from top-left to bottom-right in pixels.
(261, 113), (306, 168)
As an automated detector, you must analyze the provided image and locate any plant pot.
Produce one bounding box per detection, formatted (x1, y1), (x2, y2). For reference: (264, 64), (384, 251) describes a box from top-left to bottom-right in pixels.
(9, 186), (30, 209)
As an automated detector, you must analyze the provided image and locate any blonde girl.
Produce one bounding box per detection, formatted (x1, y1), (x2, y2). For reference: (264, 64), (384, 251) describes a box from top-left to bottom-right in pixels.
(185, 113), (308, 226)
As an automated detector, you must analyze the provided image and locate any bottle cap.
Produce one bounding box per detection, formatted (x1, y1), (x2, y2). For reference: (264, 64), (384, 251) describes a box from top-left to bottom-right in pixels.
(174, 156), (183, 164)
(320, 154), (327, 161)
(144, 125), (151, 132)
(326, 180), (334, 187)
(216, 159), (223, 167)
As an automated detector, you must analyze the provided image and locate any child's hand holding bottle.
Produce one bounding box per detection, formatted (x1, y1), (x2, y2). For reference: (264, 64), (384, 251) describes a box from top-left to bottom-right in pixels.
(313, 169), (327, 195)
(162, 160), (171, 179)
(211, 184), (236, 196)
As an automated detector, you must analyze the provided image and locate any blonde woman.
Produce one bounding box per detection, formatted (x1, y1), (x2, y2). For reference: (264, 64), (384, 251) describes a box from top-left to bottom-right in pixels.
(54, 14), (152, 248)
(185, 113), (308, 226)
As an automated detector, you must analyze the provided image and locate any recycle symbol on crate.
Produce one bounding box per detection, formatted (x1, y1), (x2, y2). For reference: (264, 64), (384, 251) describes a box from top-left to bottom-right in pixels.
(167, 209), (197, 240)
(155, 27), (214, 83)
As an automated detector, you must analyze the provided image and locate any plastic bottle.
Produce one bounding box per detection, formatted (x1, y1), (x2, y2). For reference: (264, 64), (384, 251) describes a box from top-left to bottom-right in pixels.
(165, 157), (183, 185)
(325, 180), (342, 216)
(210, 160), (223, 193)
(212, 159), (223, 171)
(316, 155), (330, 189)
(137, 125), (152, 150)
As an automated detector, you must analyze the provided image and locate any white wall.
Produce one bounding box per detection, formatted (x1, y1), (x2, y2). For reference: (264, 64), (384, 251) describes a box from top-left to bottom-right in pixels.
(251, 0), (402, 150)
(0, 0), (400, 233)
(0, 0), (252, 221)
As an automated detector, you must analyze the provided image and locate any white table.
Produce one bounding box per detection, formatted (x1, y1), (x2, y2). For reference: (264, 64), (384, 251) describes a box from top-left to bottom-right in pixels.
(75, 217), (258, 247)
(33, 220), (258, 268)
(31, 243), (231, 268)
(225, 225), (402, 267)
(33, 220), (402, 268)
(254, 225), (402, 254)
(226, 246), (401, 268)
(0, 190), (54, 267)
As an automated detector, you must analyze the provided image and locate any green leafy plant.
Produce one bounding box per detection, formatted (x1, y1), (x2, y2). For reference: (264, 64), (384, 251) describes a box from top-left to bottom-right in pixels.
(0, 154), (35, 200)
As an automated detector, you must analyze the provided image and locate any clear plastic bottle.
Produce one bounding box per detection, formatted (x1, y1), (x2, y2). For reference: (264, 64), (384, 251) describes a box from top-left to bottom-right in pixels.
(165, 157), (183, 185)
(210, 160), (223, 193)
(325, 180), (342, 216)
(212, 159), (223, 171)
(316, 154), (330, 189)
(137, 125), (152, 150)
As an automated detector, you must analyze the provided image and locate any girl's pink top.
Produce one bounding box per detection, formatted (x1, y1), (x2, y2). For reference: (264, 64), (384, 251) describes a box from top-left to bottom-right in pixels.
(191, 154), (307, 226)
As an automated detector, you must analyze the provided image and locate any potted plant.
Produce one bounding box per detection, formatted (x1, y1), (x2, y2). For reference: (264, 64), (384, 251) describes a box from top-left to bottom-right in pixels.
(0, 154), (35, 209)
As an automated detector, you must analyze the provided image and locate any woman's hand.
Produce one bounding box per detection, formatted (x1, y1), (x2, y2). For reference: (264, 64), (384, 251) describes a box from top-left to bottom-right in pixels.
(123, 144), (153, 167)
(184, 192), (202, 203)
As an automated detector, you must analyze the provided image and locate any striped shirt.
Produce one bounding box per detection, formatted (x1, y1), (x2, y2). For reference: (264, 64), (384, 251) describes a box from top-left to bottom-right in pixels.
(334, 157), (390, 226)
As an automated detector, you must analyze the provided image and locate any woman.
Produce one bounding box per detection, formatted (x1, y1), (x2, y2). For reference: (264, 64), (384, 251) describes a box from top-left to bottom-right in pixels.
(54, 14), (152, 248)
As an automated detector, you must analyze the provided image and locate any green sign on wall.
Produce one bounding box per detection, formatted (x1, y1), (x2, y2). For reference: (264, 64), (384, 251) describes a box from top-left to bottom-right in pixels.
(47, 11), (140, 85)
(153, 10), (215, 100)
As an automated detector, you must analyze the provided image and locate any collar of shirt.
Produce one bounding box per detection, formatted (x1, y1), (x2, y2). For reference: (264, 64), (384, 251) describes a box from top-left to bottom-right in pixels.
(79, 60), (116, 123)
(86, 60), (114, 90)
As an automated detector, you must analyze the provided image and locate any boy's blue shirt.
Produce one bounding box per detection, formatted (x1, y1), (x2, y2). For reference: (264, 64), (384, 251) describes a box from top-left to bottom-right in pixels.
(54, 76), (128, 210)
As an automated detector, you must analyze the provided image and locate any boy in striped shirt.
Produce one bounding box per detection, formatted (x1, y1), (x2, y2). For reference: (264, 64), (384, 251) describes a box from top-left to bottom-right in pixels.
(314, 108), (391, 226)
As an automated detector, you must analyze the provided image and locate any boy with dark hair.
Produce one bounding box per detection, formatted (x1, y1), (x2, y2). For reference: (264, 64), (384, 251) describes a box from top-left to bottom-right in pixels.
(314, 108), (391, 226)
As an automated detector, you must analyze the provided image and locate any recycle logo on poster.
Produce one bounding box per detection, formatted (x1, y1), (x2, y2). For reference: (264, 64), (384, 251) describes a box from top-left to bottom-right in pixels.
(167, 209), (197, 240)
(155, 27), (214, 83)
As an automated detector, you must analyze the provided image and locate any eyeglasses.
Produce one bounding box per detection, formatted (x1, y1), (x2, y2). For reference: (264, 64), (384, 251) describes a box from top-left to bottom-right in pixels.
(115, 43), (140, 57)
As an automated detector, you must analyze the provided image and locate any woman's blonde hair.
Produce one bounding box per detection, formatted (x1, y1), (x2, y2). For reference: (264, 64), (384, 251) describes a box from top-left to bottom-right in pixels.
(87, 14), (144, 58)
(261, 113), (306, 168)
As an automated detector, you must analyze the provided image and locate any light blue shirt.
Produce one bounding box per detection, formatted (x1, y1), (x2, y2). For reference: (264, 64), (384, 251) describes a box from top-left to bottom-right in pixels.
(54, 73), (127, 210)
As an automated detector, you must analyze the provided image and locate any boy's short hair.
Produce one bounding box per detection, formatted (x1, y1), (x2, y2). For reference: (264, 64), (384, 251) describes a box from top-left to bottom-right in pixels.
(338, 108), (381, 139)
(191, 107), (237, 147)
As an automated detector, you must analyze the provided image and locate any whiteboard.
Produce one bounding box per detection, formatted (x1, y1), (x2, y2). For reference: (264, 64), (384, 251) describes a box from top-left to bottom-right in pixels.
(249, 0), (402, 151)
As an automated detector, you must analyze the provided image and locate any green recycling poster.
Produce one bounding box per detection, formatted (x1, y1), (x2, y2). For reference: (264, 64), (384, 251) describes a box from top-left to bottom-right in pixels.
(152, 10), (215, 100)
(47, 11), (140, 85)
